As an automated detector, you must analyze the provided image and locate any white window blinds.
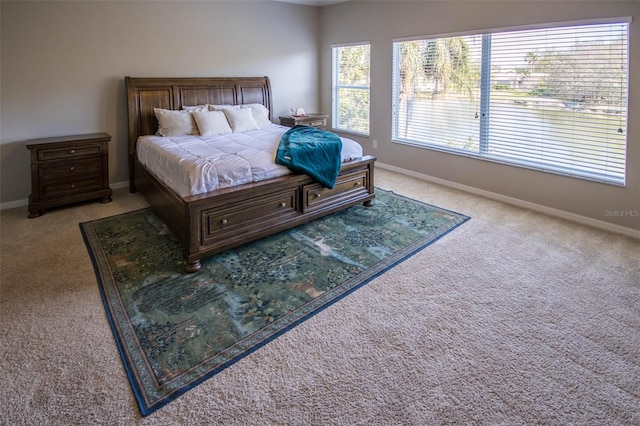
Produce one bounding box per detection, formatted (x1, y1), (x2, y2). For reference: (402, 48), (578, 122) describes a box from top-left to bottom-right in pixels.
(392, 20), (629, 185)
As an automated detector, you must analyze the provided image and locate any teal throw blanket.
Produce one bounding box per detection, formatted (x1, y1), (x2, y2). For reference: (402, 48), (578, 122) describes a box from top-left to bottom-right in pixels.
(276, 125), (343, 189)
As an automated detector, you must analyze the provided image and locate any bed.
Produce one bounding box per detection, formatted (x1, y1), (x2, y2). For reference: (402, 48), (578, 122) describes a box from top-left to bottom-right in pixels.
(125, 76), (376, 272)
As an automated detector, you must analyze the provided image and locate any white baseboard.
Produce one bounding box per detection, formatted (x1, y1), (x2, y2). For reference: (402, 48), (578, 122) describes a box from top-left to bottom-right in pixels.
(5, 171), (637, 240)
(0, 198), (28, 210)
(110, 180), (129, 190)
(377, 162), (640, 240)
(0, 180), (130, 211)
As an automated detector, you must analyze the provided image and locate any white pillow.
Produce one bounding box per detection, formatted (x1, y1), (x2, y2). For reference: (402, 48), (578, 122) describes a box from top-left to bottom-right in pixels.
(221, 107), (260, 133)
(154, 108), (199, 136)
(182, 105), (208, 112)
(192, 110), (233, 136)
(242, 103), (271, 128)
(208, 104), (241, 111)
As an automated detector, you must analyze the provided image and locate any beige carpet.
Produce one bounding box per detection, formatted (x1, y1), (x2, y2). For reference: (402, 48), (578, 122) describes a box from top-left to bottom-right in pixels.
(1, 168), (639, 425)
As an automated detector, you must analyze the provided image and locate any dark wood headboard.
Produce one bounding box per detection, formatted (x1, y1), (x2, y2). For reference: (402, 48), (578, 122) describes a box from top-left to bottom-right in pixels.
(124, 76), (273, 190)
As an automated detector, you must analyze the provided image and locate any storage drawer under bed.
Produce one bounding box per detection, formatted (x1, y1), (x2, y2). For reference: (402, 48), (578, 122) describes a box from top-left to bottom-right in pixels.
(302, 168), (370, 213)
(201, 188), (300, 246)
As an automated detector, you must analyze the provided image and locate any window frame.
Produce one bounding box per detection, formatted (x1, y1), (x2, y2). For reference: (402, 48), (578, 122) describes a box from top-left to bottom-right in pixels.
(332, 41), (371, 136)
(391, 17), (631, 186)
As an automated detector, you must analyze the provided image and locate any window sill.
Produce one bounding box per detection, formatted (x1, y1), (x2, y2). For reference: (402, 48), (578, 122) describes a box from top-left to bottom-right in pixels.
(392, 139), (626, 187)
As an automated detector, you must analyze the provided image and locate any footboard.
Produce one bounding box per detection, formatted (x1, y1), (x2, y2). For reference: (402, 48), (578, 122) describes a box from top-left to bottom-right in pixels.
(136, 156), (376, 272)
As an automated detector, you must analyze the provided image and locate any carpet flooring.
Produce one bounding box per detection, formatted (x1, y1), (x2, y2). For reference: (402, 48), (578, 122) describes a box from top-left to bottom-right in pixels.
(1, 168), (639, 425)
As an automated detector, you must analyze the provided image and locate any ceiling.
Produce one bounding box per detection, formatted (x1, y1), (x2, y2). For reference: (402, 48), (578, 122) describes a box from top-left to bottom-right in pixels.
(275, 0), (350, 6)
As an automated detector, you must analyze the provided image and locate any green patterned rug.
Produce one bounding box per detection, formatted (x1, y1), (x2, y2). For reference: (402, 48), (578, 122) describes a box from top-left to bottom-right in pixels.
(80, 189), (469, 416)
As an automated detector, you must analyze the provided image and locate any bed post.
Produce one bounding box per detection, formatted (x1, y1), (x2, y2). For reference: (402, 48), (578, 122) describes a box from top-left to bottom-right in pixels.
(125, 76), (138, 193)
(185, 259), (202, 273)
(264, 76), (273, 121)
(364, 159), (374, 206)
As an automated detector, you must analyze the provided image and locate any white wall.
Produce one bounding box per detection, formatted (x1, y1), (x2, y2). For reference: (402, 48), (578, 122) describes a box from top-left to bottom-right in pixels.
(320, 1), (640, 232)
(0, 1), (320, 203)
(2, 0), (638, 233)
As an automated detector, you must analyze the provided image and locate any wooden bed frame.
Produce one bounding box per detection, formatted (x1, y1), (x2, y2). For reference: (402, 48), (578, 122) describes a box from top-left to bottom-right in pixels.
(125, 76), (376, 272)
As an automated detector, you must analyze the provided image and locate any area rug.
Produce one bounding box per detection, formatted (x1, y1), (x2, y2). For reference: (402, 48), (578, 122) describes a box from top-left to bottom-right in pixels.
(80, 189), (469, 416)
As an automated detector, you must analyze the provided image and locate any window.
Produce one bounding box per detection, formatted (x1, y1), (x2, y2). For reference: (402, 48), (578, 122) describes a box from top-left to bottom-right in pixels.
(392, 20), (629, 185)
(332, 42), (370, 135)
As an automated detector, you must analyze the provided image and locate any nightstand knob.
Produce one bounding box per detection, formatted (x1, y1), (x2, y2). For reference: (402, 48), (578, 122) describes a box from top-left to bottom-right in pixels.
(221, 218), (228, 225)
(70, 184), (76, 189)
(279, 202), (286, 208)
(69, 149), (76, 154)
(69, 166), (75, 172)
(315, 193), (321, 198)
(354, 182), (361, 187)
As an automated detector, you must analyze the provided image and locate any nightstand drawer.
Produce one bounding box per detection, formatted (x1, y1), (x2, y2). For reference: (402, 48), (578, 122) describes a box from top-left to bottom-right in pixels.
(41, 176), (104, 199)
(37, 143), (103, 161)
(39, 157), (102, 180)
(279, 114), (329, 129)
(306, 119), (327, 127)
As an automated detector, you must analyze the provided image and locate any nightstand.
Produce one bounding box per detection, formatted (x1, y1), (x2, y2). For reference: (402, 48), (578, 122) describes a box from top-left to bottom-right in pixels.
(26, 132), (113, 218)
(279, 114), (329, 129)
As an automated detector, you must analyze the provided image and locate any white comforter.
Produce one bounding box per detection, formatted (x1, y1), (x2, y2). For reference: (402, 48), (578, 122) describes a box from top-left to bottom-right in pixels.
(137, 124), (364, 197)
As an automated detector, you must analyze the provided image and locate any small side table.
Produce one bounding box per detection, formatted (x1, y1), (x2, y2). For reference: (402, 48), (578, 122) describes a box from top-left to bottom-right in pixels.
(26, 132), (113, 218)
(279, 114), (329, 129)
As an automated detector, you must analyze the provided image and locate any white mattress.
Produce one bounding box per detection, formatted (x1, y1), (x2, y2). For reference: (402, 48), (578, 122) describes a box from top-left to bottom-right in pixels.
(137, 124), (364, 197)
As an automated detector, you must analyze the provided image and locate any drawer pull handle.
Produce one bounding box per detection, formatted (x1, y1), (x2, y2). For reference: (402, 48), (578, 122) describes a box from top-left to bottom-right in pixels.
(354, 182), (361, 187)
(221, 218), (228, 225)
(315, 193), (321, 198)
(69, 149), (76, 154)
(279, 202), (286, 208)
(69, 166), (75, 172)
